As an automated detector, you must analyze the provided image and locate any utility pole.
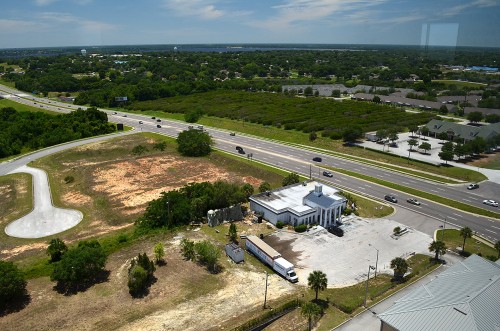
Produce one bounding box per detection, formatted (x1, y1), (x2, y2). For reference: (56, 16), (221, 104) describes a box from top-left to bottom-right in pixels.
(263, 271), (269, 309)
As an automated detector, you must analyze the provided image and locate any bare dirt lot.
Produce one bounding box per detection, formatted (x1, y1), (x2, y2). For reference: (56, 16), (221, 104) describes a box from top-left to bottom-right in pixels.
(1, 133), (295, 330)
(1, 133), (276, 260)
(0, 227), (296, 331)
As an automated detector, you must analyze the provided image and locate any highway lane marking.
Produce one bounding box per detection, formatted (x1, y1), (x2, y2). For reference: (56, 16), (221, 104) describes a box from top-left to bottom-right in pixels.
(453, 213), (462, 217)
(430, 189), (439, 193)
(448, 216), (457, 221)
(401, 181), (409, 185)
(491, 225), (500, 230)
(484, 229), (496, 234)
(462, 198), (473, 202)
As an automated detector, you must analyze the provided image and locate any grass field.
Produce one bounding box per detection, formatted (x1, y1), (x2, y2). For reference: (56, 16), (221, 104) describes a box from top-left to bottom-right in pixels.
(0, 98), (58, 115)
(437, 229), (499, 259)
(432, 79), (487, 89)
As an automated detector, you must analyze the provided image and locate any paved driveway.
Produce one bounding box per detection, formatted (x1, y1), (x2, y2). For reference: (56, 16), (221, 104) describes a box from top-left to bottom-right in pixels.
(4, 165), (83, 238)
(270, 216), (433, 288)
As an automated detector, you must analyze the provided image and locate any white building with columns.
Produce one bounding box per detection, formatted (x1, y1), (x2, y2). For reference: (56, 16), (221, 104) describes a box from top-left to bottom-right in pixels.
(249, 181), (347, 228)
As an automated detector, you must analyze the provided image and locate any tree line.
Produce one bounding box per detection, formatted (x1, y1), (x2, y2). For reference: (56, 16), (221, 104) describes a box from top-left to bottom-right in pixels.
(2, 48), (498, 108)
(135, 181), (253, 230)
(0, 106), (116, 158)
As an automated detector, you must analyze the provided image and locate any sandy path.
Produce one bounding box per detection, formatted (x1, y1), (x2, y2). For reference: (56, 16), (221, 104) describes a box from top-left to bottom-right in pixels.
(120, 268), (296, 331)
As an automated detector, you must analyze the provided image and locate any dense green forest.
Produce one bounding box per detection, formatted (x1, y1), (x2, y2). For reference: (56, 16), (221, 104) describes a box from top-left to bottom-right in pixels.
(131, 90), (437, 137)
(2, 48), (499, 108)
(0, 107), (116, 158)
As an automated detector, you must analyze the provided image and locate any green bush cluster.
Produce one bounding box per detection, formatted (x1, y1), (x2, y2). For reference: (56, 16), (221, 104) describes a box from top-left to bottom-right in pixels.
(128, 253), (156, 296)
(136, 181), (248, 230)
(0, 260), (27, 309)
(295, 224), (307, 233)
(180, 239), (221, 273)
(276, 221), (284, 229)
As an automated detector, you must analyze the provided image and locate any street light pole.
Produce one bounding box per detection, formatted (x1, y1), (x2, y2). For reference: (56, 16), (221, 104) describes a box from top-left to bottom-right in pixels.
(369, 244), (379, 279)
(364, 265), (375, 307)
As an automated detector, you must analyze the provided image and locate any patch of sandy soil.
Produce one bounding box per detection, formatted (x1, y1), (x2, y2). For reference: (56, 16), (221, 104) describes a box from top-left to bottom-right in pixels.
(0, 243), (47, 259)
(120, 268), (295, 331)
(91, 156), (232, 216)
(61, 191), (92, 206)
(0, 229), (296, 331)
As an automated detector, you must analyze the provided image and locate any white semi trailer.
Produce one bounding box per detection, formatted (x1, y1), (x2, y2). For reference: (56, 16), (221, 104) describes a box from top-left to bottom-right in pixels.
(245, 235), (298, 283)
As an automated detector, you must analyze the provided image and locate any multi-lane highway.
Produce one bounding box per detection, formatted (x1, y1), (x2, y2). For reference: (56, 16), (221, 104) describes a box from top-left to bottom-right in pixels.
(1, 84), (499, 242)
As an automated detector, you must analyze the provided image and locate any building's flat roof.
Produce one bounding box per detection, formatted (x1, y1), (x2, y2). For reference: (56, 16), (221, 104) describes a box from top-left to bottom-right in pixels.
(250, 181), (344, 216)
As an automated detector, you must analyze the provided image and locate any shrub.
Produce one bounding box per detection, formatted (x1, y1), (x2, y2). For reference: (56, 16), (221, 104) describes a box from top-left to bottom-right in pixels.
(276, 221), (284, 229)
(46, 238), (68, 262)
(295, 224), (307, 233)
(64, 175), (74, 184)
(128, 253), (155, 296)
(343, 208), (352, 216)
(128, 265), (148, 296)
(0, 261), (27, 309)
(117, 234), (128, 243)
(51, 240), (107, 290)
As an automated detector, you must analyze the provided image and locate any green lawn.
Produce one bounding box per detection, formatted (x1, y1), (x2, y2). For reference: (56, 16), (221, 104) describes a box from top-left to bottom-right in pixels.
(432, 79), (487, 89)
(0, 98), (58, 115)
(437, 229), (499, 259)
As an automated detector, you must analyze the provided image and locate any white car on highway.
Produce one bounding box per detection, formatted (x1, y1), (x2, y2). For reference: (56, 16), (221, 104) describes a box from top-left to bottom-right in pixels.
(483, 200), (498, 207)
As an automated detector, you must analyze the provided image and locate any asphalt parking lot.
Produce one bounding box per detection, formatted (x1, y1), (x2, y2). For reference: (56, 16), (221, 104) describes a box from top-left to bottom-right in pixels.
(266, 216), (434, 287)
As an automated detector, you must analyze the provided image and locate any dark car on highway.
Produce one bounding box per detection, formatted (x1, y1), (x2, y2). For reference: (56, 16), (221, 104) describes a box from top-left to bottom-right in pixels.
(157, 124), (161, 128)
(385, 194), (397, 203)
(238, 149), (245, 154)
(313, 157), (322, 162)
(323, 171), (333, 177)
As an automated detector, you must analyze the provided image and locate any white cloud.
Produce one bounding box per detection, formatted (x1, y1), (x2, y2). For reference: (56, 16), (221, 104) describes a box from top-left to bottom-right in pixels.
(37, 12), (117, 31)
(248, 0), (389, 30)
(34, 0), (60, 6)
(443, 0), (500, 17)
(162, 0), (224, 19)
(0, 19), (43, 33)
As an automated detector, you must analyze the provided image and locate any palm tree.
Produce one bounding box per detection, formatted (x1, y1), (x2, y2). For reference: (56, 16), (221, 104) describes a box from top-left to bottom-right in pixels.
(495, 240), (500, 260)
(429, 240), (447, 261)
(308, 270), (328, 300)
(460, 227), (473, 253)
(46, 238), (68, 262)
(301, 301), (321, 331)
(390, 257), (409, 282)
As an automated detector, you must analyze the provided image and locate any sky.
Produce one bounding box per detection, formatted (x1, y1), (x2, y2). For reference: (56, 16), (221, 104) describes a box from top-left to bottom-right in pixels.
(1, 0), (499, 49)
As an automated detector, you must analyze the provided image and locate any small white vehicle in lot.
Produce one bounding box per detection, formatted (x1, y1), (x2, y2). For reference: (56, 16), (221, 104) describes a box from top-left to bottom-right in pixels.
(483, 200), (498, 207)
